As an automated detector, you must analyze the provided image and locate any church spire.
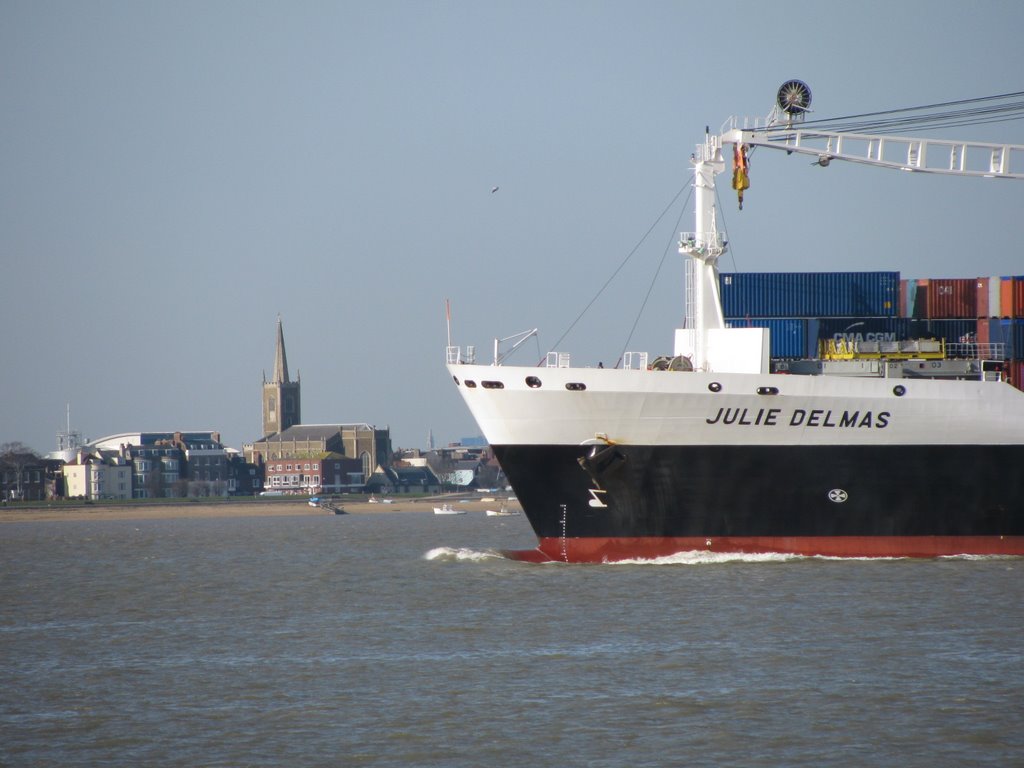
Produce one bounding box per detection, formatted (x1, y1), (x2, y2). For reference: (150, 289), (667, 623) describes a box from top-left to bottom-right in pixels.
(262, 315), (301, 437)
(272, 315), (290, 384)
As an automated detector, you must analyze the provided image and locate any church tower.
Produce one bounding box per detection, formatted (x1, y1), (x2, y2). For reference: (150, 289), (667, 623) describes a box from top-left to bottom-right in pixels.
(262, 316), (301, 437)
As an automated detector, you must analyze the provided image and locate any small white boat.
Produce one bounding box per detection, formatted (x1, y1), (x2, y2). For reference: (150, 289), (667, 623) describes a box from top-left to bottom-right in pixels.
(433, 504), (466, 515)
(486, 505), (520, 517)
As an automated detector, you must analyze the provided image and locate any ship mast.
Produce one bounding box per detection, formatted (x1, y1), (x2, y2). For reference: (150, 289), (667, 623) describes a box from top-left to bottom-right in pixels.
(678, 129), (728, 372)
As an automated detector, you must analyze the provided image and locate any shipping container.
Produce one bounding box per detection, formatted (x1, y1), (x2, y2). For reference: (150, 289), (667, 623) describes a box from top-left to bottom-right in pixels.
(1012, 318), (1024, 360)
(814, 317), (912, 347)
(814, 317), (978, 352)
(985, 275), (1001, 317)
(975, 277), (989, 318)
(977, 317), (992, 345)
(912, 279), (929, 319)
(899, 279), (910, 318)
(719, 271), (899, 318)
(909, 318), (979, 345)
(977, 318), (1014, 357)
(1000, 276), (1024, 318)
(926, 278), (977, 319)
(725, 317), (807, 359)
(1012, 361), (1024, 392)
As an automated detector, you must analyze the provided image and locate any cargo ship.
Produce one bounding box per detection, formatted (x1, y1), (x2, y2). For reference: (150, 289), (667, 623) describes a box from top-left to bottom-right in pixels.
(446, 83), (1024, 562)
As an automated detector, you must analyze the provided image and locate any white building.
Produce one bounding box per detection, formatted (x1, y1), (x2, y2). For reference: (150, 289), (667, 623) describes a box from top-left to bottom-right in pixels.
(63, 452), (132, 500)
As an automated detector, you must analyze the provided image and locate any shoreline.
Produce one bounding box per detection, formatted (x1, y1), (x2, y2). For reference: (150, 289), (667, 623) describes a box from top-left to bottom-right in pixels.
(0, 498), (517, 523)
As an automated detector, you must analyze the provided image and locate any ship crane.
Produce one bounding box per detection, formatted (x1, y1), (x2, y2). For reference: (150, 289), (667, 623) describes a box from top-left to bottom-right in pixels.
(679, 81), (1024, 374)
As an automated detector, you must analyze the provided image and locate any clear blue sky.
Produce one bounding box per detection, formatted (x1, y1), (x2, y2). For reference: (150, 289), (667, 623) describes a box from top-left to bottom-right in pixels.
(3, 0), (1023, 455)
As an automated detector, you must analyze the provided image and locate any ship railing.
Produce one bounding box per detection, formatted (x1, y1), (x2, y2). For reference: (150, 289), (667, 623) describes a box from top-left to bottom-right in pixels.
(679, 231), (727, 258)
(623, 351), (649, 370)
(546, 352), (571, 368)
(945, 342), (1006, 360)
(720, 114), (773, 134)
(446, 345), (476, 365)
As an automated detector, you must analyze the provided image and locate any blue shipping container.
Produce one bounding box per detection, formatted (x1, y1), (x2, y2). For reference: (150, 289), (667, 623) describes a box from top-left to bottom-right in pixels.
(719, 271), (900, 318)
(1008, 318), (1022, 360)
(814, 317), (911, 348)
(816, 317), (976, 345)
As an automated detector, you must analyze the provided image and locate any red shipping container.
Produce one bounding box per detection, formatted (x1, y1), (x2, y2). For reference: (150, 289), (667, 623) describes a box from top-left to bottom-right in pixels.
(975, 277), (989, 318)
(1012, 361), (1024, 392)
(927, 278), (976, 319)
(977, 318), (991, 345)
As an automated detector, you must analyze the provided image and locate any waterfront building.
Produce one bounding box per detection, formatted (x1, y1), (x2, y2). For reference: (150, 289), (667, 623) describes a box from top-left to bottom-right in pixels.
(249, 424), (392, 491)
(62, 450), (132, 501)
(87, 432), (230, 498)
(263, 452), (364, 494)
(1, 447), (63, 501)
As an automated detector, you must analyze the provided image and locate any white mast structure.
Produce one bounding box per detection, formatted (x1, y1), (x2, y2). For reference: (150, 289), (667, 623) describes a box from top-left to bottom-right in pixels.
(677, 81), (1024, 374)
(678, 128), (729, 373)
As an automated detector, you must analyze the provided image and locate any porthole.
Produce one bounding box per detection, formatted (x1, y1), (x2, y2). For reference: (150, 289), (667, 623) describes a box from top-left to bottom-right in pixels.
(481, 380), (505, 389)
(708, 382), (722, 393)
(756, 386), (779, 396)
(893, 384), (906, 397)
(465, 380), (477, 388)
(566, 382), (587, 391)
(526, 376), (542, 388)
(452, 375), (460, 386)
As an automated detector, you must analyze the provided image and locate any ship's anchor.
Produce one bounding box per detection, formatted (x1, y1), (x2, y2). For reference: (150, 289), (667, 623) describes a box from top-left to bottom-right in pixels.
(577, 442), (626, 485)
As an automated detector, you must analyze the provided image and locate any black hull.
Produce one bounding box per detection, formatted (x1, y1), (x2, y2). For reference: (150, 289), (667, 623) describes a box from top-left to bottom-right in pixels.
(493, 443), (1024, 558)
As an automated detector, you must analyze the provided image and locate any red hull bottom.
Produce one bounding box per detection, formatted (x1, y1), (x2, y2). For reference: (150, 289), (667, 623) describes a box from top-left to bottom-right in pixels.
(504, 536), (1024, 563)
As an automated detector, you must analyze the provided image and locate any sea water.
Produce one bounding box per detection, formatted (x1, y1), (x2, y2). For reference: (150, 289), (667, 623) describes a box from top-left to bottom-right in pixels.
(1, 512), (1021, 767)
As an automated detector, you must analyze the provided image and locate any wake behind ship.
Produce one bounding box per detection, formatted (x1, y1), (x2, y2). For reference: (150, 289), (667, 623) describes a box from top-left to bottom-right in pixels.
(446, 83), (1024, 562)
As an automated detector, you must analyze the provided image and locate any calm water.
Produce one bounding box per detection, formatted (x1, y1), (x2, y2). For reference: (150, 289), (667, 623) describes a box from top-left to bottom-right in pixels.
(1, 512), (1022, 767)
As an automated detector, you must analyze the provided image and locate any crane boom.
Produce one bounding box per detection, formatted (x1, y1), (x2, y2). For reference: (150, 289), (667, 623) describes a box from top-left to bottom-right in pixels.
(723, 123), (1024, 179)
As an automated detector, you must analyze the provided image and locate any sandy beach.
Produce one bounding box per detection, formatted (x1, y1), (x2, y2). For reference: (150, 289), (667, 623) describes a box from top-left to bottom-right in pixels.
(0, 497), (516, 523)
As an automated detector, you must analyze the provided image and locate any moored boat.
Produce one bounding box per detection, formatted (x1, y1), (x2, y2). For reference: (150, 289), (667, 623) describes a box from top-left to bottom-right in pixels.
(486, 505), (520, 517)
(434, 504), (466, 515)
(309, 496), (346, 514)
(446, 83), (1024, 562)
